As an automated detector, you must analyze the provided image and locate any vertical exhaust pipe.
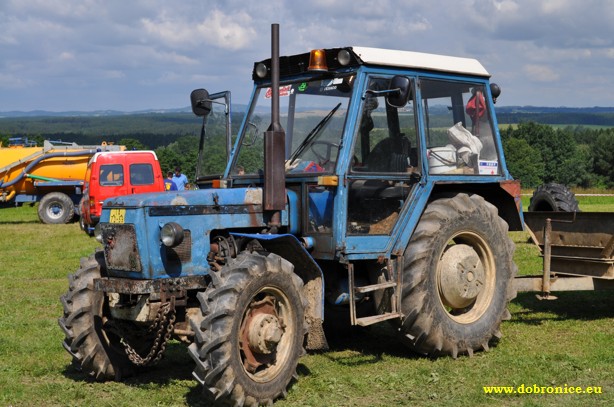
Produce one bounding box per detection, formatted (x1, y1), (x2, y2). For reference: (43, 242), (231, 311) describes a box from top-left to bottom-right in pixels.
(263, 23), (286, 213)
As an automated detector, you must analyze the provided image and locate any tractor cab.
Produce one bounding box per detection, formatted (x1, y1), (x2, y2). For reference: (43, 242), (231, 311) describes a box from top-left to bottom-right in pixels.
(192, 46), (516, 261)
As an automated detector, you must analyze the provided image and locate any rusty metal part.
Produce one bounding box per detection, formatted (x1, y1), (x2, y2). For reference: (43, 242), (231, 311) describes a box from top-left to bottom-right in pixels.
(239, 295), (282, 374)
(101, 224), (142, 272)
(499, 179), (522, 211)
(159, 279), (187, 306)
(524, 211), (614, 280)
(172, 328), (195, 337)
(536, 218), (556, 300)
(247, 314), (283, 354)
(148, 204), (263, 217)
(207, 235), (237, 271)
(94, 275), (207, 295)
(122, 300), (176, 366)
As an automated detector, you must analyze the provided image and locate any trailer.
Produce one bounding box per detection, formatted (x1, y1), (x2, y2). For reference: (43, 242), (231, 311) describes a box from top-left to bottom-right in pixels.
(517, 211), (614, 297)
(0, 138), (124, 224)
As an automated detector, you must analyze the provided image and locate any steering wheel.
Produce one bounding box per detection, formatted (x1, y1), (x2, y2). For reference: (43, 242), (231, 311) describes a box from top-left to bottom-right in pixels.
(310, 140), (339, 166)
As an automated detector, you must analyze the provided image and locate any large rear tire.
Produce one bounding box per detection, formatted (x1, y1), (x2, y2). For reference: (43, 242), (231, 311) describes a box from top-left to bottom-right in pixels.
(399, 193), (517, 357)
(189, 252), (307, 406)
(58, 251), (134, 380)
(528, 183), (580, 212)
(38, 192), (75, 224)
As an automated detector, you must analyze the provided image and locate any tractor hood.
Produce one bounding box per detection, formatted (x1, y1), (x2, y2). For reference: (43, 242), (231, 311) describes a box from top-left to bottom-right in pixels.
(105, 187), (267, 209)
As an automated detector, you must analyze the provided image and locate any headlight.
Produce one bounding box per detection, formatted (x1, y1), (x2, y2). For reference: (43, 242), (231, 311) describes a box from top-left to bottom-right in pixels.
(337, 49), (351, 66)
(160, 222), (184, 247)
(94, 223), (103, 243)
(255, 62), (268, 78)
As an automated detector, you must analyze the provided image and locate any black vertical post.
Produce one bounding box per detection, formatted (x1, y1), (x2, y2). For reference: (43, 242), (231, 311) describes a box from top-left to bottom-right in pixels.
(264, 23), (286, 213)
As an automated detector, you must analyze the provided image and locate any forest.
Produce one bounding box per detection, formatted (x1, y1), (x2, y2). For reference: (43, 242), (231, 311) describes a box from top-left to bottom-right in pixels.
(1, 110), (614, 189)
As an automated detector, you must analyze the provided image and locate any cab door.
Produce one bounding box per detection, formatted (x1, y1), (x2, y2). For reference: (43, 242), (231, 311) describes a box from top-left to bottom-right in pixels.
(343, 75), (425, 256)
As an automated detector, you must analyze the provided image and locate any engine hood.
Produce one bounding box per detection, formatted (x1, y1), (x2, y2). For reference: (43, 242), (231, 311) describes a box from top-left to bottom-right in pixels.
(104, 187), (265, 208)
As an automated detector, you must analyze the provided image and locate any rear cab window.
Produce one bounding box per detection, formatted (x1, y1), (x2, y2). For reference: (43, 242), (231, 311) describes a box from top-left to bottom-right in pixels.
(130, 163), (155, 185)
(99, 164), (124, 186)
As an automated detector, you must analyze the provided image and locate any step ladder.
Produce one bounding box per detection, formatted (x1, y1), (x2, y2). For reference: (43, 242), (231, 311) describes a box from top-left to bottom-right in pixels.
(348, 258), (404, 326)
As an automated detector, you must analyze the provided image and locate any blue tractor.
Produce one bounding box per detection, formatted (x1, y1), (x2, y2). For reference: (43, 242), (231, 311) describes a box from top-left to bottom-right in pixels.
(59, 25), (523, 406)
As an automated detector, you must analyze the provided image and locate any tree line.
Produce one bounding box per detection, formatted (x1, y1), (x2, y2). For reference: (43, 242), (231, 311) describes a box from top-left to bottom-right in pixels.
(501, 123), (614, 188)
(1, 115), (613, 189)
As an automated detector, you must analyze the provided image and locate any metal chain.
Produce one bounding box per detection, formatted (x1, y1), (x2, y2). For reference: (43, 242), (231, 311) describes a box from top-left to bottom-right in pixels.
(121, 301), (176, 367)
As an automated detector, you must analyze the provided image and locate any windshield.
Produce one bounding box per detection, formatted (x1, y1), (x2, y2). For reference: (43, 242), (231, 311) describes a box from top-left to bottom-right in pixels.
(232, 76), (353, 176)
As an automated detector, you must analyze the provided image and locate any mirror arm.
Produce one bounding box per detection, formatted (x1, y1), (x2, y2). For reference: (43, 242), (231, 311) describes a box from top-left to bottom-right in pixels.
(362, 88), (400, 99)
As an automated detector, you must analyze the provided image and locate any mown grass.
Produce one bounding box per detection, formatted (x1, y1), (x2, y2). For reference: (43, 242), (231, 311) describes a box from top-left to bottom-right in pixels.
(1, 199), (613, 407)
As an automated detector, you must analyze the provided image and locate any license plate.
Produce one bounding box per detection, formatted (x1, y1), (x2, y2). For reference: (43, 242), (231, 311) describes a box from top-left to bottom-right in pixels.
(109, 209), (125, 224)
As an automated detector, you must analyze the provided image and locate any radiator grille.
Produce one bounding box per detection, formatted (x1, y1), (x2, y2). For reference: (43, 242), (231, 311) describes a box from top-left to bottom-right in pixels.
(102, 224), (142, 272)
(165, 230), (192, 264)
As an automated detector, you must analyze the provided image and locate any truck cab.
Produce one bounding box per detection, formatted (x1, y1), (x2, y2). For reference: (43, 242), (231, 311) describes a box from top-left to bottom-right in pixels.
(79, 150), (164, 233)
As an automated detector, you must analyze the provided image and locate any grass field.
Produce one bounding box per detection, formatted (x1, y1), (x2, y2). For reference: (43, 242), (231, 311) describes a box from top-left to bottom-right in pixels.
(1, 196), (613, 407)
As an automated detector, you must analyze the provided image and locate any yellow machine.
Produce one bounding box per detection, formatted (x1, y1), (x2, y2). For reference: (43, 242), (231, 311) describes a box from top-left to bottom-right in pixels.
(0, 138), (124, 223)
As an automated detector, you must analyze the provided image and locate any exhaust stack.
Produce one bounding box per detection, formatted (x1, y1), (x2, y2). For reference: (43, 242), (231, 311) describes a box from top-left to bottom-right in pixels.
(263, 23), (286, 212)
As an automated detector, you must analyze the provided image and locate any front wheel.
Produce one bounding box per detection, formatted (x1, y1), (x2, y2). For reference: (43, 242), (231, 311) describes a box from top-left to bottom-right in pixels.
(189, 252), (307, 406)
(58, 251), (134, 380)
(399, 193), (517, 357)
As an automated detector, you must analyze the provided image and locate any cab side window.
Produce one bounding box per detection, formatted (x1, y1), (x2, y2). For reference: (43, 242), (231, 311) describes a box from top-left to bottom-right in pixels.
(421, 79), (499, 175)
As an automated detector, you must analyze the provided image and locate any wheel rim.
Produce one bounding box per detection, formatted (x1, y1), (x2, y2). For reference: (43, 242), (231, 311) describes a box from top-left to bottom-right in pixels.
(46, 202), (64, 220)
(436, 231), (496, 324)
(238, 286), (295, 382)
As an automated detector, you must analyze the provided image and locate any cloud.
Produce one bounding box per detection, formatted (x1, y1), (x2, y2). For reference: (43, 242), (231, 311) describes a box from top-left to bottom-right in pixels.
(523, 64), (560, 82)
(141, 9), (255, 51)
(1, 0), (614, 110)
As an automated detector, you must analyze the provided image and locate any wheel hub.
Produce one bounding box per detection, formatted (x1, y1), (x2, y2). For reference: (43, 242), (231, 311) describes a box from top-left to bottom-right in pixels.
(438, 244), (485, 309)
(239, 295), (285, 373)
(247, 313), (283, 354)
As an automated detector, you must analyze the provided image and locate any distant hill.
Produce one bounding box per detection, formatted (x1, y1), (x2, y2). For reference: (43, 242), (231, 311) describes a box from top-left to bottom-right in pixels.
(494, 106), (614, 126)
(0, 107), (192, 118)
(1, 106), (613, 148)
(3, 105), (614, 118)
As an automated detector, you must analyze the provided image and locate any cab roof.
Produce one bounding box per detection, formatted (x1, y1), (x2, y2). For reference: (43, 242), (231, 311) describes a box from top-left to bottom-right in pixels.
(89, 150), (158, 164)
(350, 46), (490, 78)
(253, 46), (490, 80)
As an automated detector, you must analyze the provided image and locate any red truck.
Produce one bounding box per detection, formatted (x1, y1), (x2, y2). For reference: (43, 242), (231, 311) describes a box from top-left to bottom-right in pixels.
(79, 151), (164, 234)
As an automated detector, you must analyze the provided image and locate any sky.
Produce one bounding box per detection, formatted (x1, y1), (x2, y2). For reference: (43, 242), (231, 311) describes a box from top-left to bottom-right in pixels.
(1, 0), (614, 112)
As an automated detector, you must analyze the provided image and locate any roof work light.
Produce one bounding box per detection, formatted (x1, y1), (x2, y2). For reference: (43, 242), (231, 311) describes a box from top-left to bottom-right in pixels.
(308, 49), (328, 72)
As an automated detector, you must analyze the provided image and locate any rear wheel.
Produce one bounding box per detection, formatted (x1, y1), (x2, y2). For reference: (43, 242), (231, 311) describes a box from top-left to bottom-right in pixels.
(399, 193), (517, 357)
(189, 252), (307, 406)
(38, 192), (75, 224)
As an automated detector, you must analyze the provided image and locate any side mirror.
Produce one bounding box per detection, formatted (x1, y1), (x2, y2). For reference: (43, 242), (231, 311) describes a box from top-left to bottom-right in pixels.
(490, 83), (501, 103)
(387, 76), (412, 107)
(190, 89), (212, 117)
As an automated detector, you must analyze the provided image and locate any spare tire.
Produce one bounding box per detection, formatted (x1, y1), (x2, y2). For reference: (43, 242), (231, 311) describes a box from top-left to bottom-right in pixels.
(528, 183), (580, 212)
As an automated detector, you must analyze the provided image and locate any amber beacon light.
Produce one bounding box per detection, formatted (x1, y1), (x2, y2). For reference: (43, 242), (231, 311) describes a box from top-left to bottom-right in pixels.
(308, 49), (328, 71)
